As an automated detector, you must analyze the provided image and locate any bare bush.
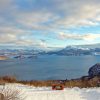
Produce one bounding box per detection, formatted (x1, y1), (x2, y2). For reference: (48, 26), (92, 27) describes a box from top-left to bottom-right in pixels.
(0, 85), (25, 100)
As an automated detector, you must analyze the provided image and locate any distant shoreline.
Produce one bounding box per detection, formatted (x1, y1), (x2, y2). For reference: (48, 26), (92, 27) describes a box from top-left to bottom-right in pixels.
(0, 56), (8, 60)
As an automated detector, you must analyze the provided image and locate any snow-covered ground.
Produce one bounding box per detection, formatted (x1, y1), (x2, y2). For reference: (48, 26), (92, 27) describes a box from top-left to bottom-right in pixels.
(0, 83), (100, 100)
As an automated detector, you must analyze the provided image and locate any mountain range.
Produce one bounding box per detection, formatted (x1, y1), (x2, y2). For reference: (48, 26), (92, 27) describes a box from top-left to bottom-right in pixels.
(45, 43), (100, 56)
(0, 43), (100, 58)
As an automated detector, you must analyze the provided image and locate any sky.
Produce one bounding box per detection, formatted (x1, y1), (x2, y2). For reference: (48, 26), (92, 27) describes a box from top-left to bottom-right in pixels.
(0, 0), (100, 50)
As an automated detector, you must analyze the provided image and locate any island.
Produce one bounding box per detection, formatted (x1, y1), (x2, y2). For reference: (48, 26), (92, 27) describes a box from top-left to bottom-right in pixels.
(0, 56), (8, 60)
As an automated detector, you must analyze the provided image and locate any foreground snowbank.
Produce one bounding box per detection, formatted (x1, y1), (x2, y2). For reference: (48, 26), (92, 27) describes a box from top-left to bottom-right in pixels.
(0, 83), (100, 100)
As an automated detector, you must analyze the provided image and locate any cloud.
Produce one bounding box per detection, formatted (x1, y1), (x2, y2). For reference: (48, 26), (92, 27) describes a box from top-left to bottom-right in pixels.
(0, 0), (100, 48)
(0, 34), (17, 44)
(54, 1), (100, 27)
(59, 32), (100, 41)
(15, 11), (57, 31)
(0, 33), (47, 48)
(12, 0), (100, 30)
(0, 0), (13, 10)
(1, 0), (100, 29)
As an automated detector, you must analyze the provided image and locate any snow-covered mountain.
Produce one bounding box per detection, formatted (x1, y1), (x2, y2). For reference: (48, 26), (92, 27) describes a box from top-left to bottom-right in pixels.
(46, 46), (100, 56)
(0, 49), (42, 59)
(0, 43), (100, 58)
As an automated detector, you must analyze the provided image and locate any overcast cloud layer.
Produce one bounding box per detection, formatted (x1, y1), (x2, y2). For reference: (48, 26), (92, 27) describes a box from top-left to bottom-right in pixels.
(0, 0), (100, 49)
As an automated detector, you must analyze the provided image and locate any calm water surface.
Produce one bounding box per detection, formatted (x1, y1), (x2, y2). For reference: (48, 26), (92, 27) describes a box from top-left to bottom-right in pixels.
(0, 55), (100, 80)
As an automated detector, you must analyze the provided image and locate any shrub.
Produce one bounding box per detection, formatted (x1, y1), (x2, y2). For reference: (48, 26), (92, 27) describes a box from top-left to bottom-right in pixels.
(1, 76), (17, 83)
(0, 85), (25, 100)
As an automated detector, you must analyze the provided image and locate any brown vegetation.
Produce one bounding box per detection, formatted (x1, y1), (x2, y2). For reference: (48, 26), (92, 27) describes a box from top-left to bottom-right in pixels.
(0, 75), (100, 88)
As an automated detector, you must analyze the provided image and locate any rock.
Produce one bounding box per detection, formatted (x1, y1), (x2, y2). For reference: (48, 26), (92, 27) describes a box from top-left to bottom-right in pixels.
(88, 63), (100, 77)
(81, 76), (90, 81)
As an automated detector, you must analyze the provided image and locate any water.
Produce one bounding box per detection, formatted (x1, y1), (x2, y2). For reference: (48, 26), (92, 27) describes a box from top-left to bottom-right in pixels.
(0, 55), (100, 80)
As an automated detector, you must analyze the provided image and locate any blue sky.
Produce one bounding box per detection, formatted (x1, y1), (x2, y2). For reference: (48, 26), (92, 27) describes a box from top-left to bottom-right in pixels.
(0, 0), (100, 50)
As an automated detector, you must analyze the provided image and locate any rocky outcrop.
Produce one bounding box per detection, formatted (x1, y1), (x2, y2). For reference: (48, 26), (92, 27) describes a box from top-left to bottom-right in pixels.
(88, 63), (100, 77)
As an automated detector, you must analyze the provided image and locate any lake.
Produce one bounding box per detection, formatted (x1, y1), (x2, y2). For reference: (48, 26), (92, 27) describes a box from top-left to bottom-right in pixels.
(0, 55), (100, 80)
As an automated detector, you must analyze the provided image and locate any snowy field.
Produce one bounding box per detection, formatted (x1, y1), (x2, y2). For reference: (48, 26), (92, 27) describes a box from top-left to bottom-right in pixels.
(0, 83), (100, 100)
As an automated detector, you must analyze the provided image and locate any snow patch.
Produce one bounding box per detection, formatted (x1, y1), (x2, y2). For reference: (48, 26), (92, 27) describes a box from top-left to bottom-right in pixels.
(0, 83), (100, 100)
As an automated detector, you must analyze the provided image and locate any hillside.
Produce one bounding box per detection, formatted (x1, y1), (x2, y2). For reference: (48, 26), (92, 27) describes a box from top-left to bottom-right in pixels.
(0, 83), (100, 100)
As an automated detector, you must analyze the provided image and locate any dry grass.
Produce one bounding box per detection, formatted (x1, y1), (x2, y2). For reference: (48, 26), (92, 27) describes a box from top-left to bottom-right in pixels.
(0, 76), (17, 83)
(0, 75), (100, 88)
(18, 80), (54, 87)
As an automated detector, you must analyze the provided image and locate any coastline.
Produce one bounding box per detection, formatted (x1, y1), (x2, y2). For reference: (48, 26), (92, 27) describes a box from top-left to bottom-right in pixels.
(0, 56), (8, 60)
(0, 63), (100, 88)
